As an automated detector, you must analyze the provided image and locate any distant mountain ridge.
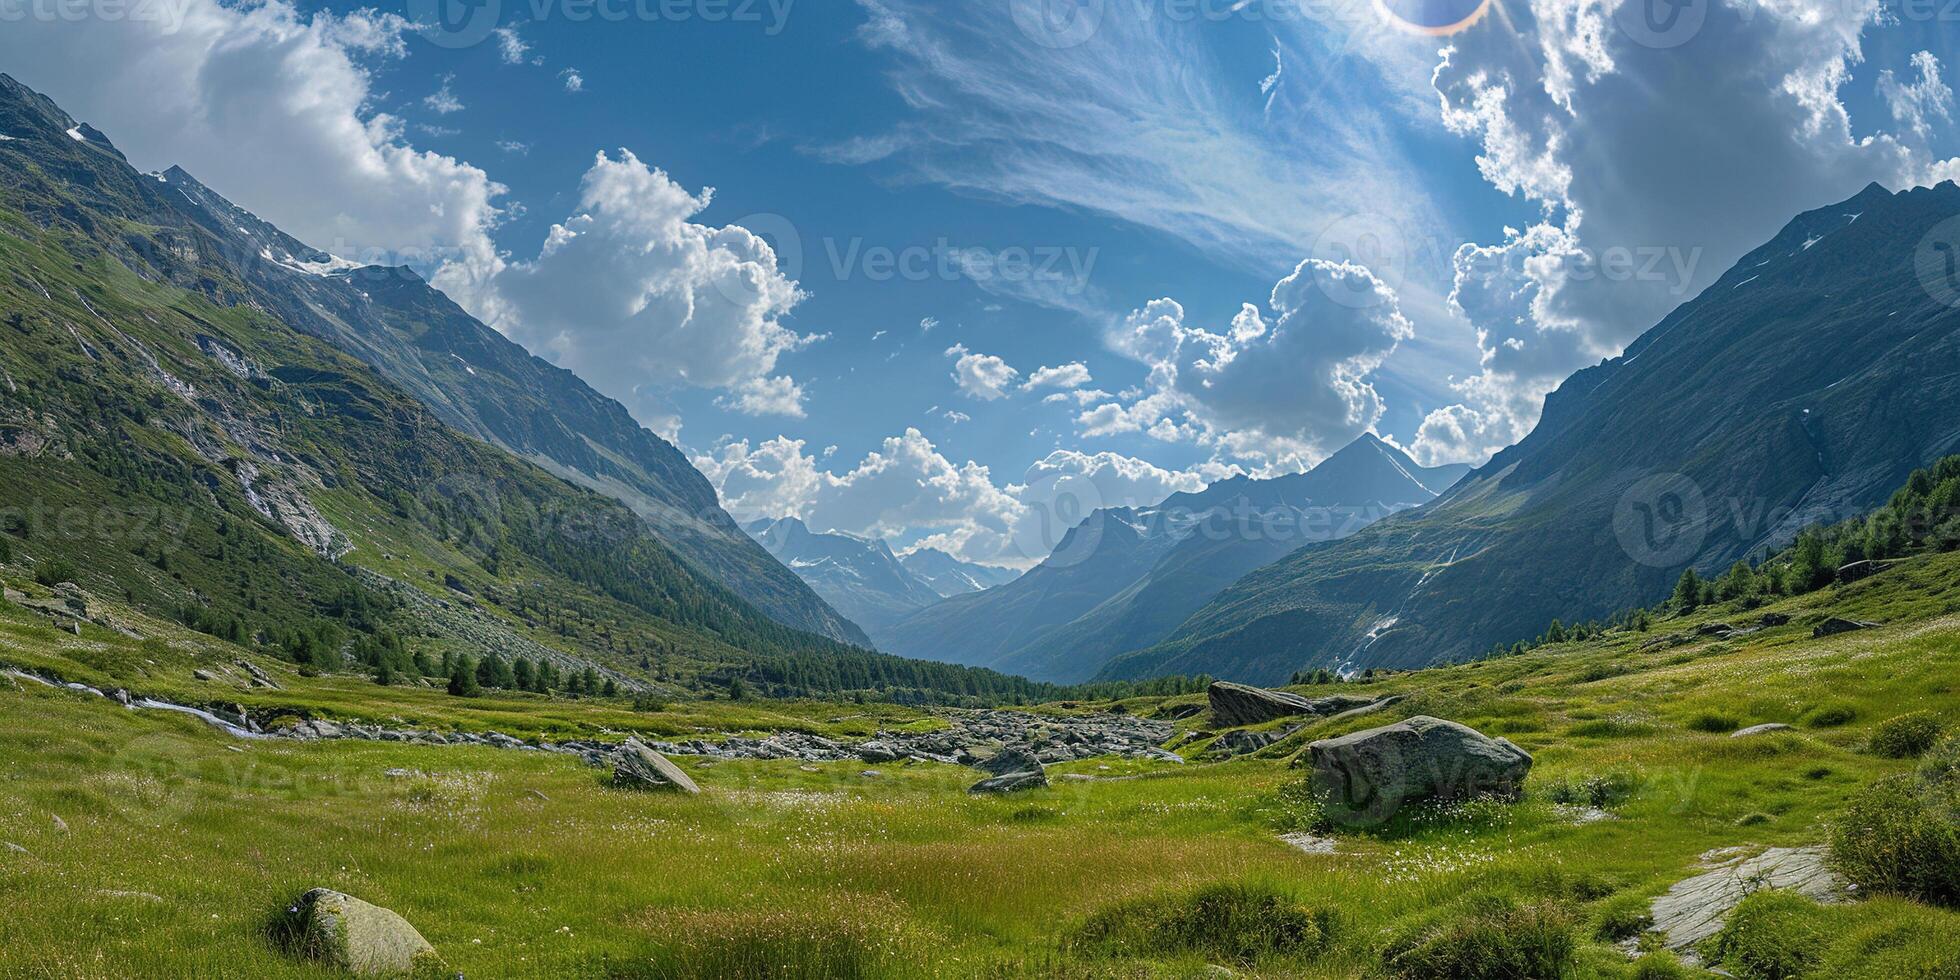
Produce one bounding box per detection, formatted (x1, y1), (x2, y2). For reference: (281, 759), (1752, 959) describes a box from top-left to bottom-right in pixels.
(744, 518), (946, 632)
(875, 435), (1468, 681)
(900, 548), (1021, 597)
(151, 165), (866, 646)
(1106, 181), (1960, 684)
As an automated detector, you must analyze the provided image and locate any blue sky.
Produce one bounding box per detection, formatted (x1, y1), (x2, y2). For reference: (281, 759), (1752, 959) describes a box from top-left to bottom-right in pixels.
(368, 0), (1512, 456)
(3, 0), (1957, 564)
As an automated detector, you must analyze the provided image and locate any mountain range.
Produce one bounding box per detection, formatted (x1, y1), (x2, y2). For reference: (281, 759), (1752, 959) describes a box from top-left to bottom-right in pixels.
(742, 518), (1020, 633)
(1103, 181), (1960, 683)
(0, 74), (1056, 701)
(150, 161), (864, 647)
(872, 435), (1467, 682)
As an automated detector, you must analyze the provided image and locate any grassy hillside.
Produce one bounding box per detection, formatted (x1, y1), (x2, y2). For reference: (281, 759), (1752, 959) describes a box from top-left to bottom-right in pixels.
(3, 544), (1957, 976)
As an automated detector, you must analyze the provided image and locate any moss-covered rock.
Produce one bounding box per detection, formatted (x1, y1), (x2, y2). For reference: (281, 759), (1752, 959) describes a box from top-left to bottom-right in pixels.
(282, 888), (445, 977)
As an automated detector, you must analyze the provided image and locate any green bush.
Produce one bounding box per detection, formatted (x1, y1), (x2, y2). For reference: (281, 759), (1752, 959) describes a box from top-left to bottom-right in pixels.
(1630, 952), (1696, 979)
(1068, 881), (1335, 966)
(1871, 712), (1945, 759)
(1830, 774), (1960, 907)
(1591, 892), (1654, 941)
(1811, 901), (1960, 979)
(1704, 890), (1829, 980)
(1804, 702), (1859, 728)
(1916, 733), (1960, 786)
(1543, 773), (1636, 809)
(1687, 712), (1741, 733)
(33, 557), (78, 587)
(1383, 897), (1576, 980)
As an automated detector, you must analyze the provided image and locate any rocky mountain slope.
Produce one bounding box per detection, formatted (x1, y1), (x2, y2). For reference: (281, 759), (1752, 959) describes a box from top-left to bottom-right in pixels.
(1106, 181), (1960, 684)
(899, 547), (1021, 597)
(744, 517), (945, 632)
(877, 435), (1465, 682)
(148, 156), (863, 646)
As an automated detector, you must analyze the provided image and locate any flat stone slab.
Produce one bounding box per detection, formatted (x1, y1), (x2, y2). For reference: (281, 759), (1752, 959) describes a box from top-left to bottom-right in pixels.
(1647, 846), (1850, 955)
(1278, 832), (1336, 855)
(1731, 723), (1796, 738)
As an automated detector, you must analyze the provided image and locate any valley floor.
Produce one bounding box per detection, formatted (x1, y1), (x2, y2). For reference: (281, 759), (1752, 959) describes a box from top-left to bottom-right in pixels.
(4, 555), (1960, 977)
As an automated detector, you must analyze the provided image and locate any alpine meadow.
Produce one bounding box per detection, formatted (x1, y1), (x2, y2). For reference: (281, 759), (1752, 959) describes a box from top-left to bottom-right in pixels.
(5, 2), (1960, 978)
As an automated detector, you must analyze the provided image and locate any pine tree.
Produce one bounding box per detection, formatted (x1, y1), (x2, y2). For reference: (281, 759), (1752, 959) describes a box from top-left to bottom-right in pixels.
(448, 659), (481, 698)
(1673, 568), (1704, 611)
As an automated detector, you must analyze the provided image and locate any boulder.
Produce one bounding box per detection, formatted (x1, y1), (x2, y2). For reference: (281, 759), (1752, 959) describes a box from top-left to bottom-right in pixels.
(1836, 560), (1890, 585)
(968, 769), (1048, 794)
(613, 739), (701, 794)
(283, 888), (444, 977)
(1813, 617), (1878, 638)
(1758, 613), (1791, 628)
(1307, 716), (1532, 827)
(979, 746), (1045, 776)
(1208, 681), (1374, 726)
(1731, 723), (1796, 738)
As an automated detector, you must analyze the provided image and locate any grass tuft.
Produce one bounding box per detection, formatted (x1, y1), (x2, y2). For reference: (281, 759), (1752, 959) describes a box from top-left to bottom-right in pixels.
(1382, 896), (1577, 980)
(1066, 881), (1336, 967)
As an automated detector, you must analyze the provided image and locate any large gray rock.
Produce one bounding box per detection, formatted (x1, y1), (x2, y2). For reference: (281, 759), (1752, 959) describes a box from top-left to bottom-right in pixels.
(1813, 617), (1878, 638)
(1647, 847), (1849, 955)
(978, 746), (1045, 775)
(613, 739), (701, 794)
(1208, 681), (1375, 727)
(1307, 716), (1532, 827)
(285, 888), (444, 977)
(969, 769), (1048, 794)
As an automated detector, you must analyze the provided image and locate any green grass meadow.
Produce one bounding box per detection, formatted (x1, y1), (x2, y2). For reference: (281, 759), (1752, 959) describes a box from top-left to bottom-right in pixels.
(5, 553), (1960, 977)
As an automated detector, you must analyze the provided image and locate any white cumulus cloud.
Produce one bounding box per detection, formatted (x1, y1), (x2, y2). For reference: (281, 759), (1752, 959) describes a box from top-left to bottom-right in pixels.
(695, 432), (1212, 567)
(945, 344), (1020, 400)
(0, 0), (505, 297)
(485, 150), (815, 422)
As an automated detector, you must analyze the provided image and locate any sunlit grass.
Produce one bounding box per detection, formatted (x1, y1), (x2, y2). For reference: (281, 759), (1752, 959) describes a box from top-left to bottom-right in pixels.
(4, 553), (1960, 975)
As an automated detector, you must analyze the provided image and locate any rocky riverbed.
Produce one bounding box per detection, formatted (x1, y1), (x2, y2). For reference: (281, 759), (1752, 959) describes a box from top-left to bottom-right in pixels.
(3, 667), (1182, 772)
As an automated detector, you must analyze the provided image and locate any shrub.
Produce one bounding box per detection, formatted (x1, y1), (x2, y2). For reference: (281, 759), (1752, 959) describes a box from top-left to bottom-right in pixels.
(1871, 712), (1945, 759)
(33, 558), (78, 587)
(1631, 952), (1697, 979)
(1687, 712), (1740, 733)
(1068, 882), (1336, 966)
(1829, 774), (1960, 907)
(1383, 897), (1576, 980)
(1915, 733), (1960, 786)
(1543, 773), (1636, 809)
(619, 904), (914, 980)
(1592, 892), (1654, 941)
(1704, 890), (1829, 980)
(1811, 901), (1960, 979)
(1566, 718), (1657, 739)
(1804, 702), (1859, 728)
